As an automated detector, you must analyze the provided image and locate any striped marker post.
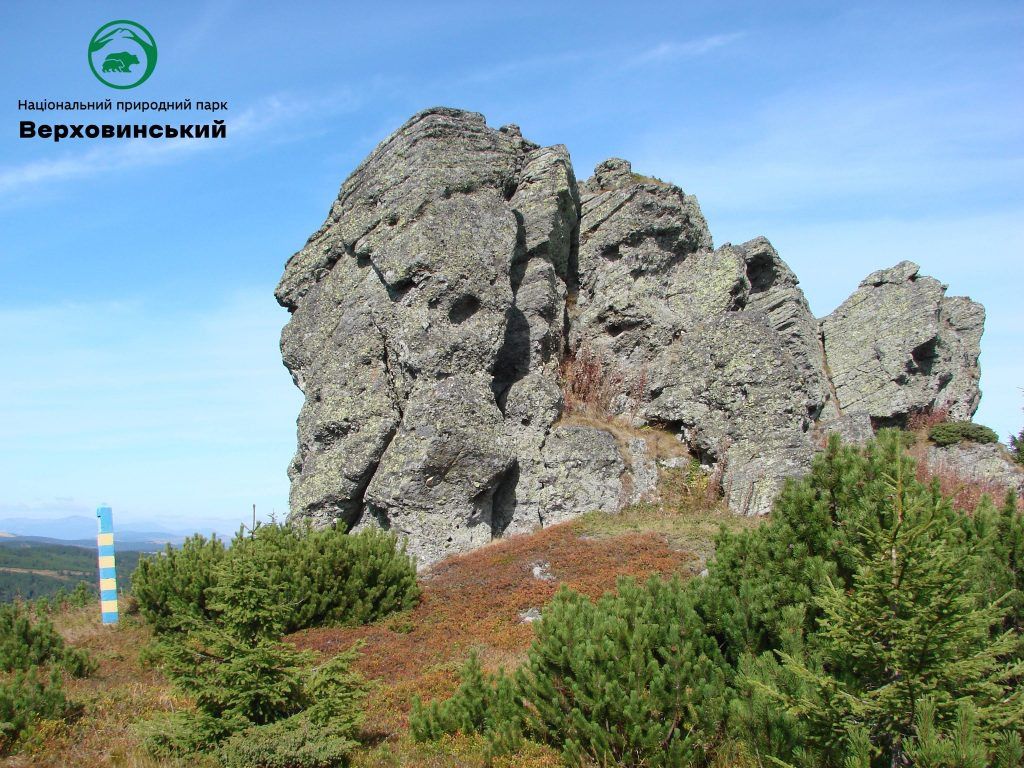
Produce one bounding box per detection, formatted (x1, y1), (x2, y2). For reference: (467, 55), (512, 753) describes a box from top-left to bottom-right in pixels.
(96, 505), (118, 624)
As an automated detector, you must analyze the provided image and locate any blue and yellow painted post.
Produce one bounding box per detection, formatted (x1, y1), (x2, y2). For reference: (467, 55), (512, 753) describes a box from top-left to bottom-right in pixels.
(96, 505), (118, 624)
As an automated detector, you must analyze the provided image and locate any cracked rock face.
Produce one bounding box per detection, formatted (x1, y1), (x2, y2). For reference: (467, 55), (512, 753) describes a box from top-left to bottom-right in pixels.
(278, 108), (985, 565)
(820, 261), (984, 426)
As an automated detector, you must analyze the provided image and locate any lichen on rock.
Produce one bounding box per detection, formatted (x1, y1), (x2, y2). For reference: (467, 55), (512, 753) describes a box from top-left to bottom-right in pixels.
(278, 107), (986, 565)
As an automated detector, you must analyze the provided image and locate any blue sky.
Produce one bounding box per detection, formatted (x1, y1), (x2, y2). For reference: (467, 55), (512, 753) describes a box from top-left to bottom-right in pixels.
(1, 1), (1021, 533)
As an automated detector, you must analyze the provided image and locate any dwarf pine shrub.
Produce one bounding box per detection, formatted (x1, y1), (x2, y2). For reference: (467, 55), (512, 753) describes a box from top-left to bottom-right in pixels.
(412, 579), (732, 767)
(928, 420), (999, 447)
(217, 646), (367, 768)
(415, 431), (1024, 767)
(132, 533), (227, 634)
(0, 601), (94, 677)
(136, 522), (413, 761)
(0, 602), (93, 754)
(0, 667), (75, 754)
(410, 652), (521, 746)
(1011, 426), (1024, 465)
(133, 523), (418, 638)
(521, 577), (731, 767)
(224, 523), (420, 633)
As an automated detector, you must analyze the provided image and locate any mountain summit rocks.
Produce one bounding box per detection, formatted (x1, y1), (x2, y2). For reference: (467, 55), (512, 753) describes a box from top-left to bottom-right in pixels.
(277, 108), (985, 566)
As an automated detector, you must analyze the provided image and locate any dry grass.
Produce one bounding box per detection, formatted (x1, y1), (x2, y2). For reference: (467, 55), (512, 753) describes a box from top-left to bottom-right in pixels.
(629, 172), (670, 187)
(559, 345), (647, 420)
(574, 469), (757, 564)
(351, 733), (561, 768)
(555, 414), (691, 504)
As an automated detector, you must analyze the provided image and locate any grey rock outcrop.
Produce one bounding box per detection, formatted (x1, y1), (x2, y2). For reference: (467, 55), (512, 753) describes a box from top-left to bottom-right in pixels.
(820, 261), (984, 426)
(926, 442), (1024, 497)
(278, 107), (987, 565)
(361, 373), (514, 564)
(536, 425), (626, 525)
(645, 313), (818, 515)
(819, 412), (876, 446)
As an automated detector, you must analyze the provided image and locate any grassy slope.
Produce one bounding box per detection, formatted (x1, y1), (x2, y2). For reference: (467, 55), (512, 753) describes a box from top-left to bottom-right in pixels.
(12, 492), (750, 768)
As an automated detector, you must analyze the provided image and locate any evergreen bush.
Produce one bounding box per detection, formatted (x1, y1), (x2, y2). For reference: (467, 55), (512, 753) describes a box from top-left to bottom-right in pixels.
(141, 629), (367, 759)
(132, 533), (226, 634)
(218, 646), (367, 768)
(905, 699), (1024, 768)
(0, 667), (75, 754)
(414, 430), (1024, 767)
(224, 523), (420, 634)
(0, 601), (94, 677)
(410, 652), (520, 745)
(413, 578), (732, 767)
(132, 524), (419, 638)
(760, 458), (1022, 765)
(135, 523), (400, 761)
(1011, 426), (1024, 465)
(518, 577), (731, 767)
(0, 601), (94, 754)
(928, 421), (999, 447)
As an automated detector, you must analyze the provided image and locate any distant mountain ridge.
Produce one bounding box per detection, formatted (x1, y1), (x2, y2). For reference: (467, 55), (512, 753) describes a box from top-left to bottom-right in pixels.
(0, 515), (241, 546)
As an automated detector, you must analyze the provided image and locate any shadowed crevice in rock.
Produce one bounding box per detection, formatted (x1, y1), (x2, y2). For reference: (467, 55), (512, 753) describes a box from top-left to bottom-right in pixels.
(491, 211), (532, 409)
(448, 294), (481, 324)
(490, 460), (523, 538)
(278, 107), (986, 564)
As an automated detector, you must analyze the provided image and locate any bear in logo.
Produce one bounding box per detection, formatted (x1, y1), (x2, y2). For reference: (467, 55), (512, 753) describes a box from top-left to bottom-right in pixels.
(101, 52), (140, 73)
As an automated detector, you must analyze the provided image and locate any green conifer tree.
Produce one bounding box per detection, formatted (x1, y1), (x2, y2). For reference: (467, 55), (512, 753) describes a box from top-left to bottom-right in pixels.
(516, 577), (731, 768)
(1008, 426), (1024, 465)
(767, 459), (1023, 766)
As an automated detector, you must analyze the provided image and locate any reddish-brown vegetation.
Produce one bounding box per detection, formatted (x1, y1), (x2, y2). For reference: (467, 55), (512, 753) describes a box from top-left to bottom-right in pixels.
(290, 521), (696, 738)
(912, 442), (1020, 513)
(559, 344), (647, 418)
(905, 405), (951, 432)
(904, 421), (1021, 513)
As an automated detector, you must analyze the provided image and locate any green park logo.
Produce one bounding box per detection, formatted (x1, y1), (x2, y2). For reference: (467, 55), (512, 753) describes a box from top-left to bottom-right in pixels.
(88, 20), (157, 89)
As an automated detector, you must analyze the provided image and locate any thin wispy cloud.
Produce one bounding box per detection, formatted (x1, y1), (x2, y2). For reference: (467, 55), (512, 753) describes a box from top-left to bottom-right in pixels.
(631, 81), (1024, 217)
(627, 32), (745, 66)
(445, 32), (744, 89)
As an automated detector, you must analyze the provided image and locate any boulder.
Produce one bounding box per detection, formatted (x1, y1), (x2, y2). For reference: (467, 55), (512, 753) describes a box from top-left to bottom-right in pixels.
(537, 425), (626, 525)
(820, 261), (984, 426)
(926, 442), (1024, 497)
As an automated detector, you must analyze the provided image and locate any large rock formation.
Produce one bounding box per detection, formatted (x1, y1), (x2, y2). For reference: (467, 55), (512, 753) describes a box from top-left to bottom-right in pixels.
(277, 108), (985, 566)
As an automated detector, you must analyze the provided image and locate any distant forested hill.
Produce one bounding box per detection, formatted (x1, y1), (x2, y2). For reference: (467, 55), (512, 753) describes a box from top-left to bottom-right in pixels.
(0, 540), (145, 601)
